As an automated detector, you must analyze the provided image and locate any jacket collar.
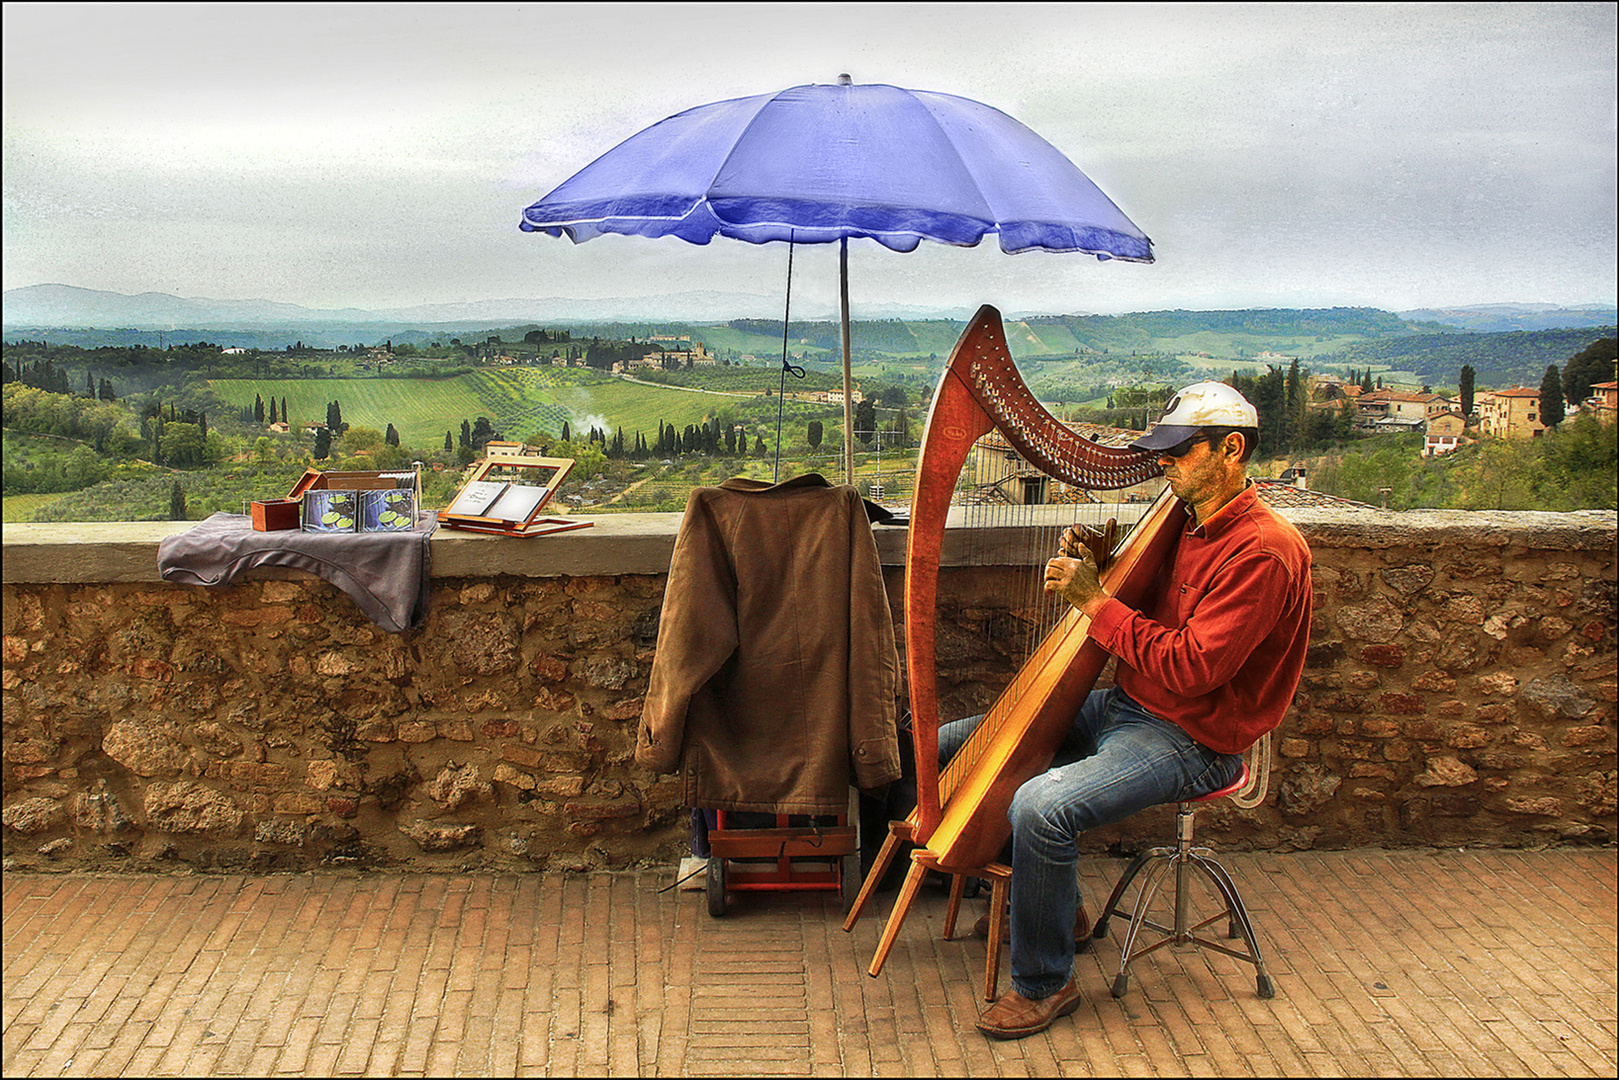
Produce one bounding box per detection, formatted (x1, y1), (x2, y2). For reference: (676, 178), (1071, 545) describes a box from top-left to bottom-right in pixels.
(718, 473), (833, 494)
(1188, 480), (1258, 539)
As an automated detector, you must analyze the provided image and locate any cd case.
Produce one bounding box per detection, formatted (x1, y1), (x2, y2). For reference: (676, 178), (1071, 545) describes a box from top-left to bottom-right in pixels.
(302, 488), (417, 533)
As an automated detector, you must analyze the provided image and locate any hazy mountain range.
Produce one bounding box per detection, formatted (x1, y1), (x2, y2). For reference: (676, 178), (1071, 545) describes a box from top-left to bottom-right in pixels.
(0, 283), (948, 329)
(7, 284), (1615, 336)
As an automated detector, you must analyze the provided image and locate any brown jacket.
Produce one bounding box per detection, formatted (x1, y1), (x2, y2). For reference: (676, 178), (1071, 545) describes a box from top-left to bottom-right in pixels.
(637, 474), (902, 813)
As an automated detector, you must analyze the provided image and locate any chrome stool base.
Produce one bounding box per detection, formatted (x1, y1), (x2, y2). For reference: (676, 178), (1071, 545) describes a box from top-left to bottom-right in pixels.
(1093, 800), (1276, 1000)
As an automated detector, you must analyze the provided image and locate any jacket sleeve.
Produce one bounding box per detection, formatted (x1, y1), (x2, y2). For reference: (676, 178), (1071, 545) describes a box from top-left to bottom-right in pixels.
(637, 493), (739, 773)
(843, 492), (902, 790)
(1088, 547), (1296, 698)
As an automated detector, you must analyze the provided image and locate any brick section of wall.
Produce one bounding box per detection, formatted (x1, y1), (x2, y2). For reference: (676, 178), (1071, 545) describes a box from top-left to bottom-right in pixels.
(3, 518), (1615, 873)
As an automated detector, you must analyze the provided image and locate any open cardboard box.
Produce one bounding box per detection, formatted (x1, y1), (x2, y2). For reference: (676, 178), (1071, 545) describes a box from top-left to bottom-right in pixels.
(251, 467), (421, 532)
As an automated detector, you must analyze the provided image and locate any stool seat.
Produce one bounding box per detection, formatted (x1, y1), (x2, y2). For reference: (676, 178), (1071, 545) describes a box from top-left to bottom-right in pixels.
(1190, 760), (1249, 803)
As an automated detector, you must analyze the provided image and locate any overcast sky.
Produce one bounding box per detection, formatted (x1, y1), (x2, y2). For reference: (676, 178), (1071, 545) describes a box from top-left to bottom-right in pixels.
(3, 2), (1615, 318)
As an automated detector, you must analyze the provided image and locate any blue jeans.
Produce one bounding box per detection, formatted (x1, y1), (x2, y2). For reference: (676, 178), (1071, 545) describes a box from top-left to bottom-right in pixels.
(937, 686), (1241, 1000)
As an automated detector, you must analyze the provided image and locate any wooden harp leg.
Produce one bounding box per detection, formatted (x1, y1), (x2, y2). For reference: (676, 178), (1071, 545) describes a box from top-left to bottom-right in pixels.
(982, 864), (1012, 1002)
(943, 872), (968, 940)
(865, 852), (930, 979)
(843, 822), (905, 932)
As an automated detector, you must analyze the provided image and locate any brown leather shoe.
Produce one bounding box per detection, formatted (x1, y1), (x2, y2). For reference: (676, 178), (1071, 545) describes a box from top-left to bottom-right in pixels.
(975, 976), (1082, 1039)
(973, 904), (1092, 951)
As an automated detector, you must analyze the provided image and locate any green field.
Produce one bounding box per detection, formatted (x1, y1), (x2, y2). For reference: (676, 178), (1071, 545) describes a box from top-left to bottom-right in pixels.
(3, 492), (65, 523)
(209, 369), (737, 450)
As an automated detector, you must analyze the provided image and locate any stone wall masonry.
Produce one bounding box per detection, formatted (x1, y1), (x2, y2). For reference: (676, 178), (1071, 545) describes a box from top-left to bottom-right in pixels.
(2, 507), (1614, 874)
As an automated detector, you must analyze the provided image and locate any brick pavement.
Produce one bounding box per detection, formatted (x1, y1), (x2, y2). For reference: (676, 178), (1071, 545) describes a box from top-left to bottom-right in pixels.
(3, 848), (1614, 1077)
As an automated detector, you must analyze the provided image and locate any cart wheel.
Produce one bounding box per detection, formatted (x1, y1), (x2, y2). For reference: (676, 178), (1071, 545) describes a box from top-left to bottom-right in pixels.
(706, 856), (727, 917)
(840, 852), (861, 913)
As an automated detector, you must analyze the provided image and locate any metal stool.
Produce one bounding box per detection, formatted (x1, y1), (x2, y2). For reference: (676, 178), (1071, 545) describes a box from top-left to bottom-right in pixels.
(1091, 731), (1275, 1000)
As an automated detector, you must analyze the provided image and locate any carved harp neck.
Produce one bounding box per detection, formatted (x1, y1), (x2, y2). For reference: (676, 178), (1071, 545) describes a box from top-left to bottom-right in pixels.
(905, 304), (1164, 843)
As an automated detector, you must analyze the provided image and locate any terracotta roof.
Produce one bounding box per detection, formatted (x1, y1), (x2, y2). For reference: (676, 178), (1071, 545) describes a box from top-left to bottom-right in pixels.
(1482, 387), (1541, 398)
(1252, 480), (1378, 510)
(1364, 391), (1443, 403)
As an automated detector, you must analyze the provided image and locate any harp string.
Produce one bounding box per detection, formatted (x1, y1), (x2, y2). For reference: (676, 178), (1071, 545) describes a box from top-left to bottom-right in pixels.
(936, 418), (1120, 798)
(903, 304), (1167, 856)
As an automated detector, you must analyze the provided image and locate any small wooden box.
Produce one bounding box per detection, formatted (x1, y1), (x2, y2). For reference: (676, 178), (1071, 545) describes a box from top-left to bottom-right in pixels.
(250, 498), (302, 532)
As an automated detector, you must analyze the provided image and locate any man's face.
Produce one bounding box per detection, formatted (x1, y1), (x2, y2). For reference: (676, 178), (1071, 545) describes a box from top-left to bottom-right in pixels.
(1158, 433), (1225, 505)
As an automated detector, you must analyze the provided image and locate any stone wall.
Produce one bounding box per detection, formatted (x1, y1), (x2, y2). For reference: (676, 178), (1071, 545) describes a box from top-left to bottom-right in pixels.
(3, 508), (1614, 874)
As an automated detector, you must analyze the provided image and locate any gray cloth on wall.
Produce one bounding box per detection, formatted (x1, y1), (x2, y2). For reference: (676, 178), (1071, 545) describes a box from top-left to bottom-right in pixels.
(157, 511), (434, 633)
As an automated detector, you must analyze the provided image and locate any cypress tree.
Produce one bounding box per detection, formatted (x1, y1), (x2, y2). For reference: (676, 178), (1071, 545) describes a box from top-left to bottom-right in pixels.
(1539, 365), (1565, 428)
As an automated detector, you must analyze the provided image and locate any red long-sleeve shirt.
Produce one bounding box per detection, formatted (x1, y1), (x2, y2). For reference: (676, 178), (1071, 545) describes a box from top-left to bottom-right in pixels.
(1088, 484), (1313, 754)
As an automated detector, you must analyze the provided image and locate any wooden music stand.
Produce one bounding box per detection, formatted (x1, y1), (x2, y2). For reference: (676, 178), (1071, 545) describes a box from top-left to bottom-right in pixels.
(437, 451), (593, 537)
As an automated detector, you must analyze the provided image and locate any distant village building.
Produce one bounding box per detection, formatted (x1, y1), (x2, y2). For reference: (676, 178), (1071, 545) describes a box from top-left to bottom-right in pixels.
(1423, 411), (1469, 457)
(1582, 380), (1618, 425)
(622, 339), (716, 370)
(221, 346), (248, 355)
(809, 389), (865, 405)
(1476, 387), (1547, 439)
(267, 422), (290, 434)
(1356, 389), (1447, 424)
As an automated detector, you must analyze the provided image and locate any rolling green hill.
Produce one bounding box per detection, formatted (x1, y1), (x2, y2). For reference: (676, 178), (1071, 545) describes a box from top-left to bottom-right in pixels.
(1306, 326), (1617, 390)
(207, 368), (741, 449)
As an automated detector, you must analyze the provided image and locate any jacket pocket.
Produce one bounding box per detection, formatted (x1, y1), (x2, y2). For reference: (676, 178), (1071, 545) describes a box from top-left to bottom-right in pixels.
(1176, 581), (1209, 623)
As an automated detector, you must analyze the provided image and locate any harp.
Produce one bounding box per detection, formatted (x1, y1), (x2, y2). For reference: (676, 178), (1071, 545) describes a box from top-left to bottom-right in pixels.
(843, 304), (1186, 1000)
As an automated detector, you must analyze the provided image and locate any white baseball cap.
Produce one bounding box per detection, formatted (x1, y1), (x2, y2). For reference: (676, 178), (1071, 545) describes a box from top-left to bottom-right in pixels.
(1130, 381), (1259, 452)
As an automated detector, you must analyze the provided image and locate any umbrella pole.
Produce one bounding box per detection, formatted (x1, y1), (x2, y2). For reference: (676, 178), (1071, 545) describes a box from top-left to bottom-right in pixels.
(841, 237), (854, 486)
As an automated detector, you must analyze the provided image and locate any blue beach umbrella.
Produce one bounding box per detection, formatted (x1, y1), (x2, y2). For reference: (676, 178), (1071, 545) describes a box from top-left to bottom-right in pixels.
(520, 76), (1153, 482)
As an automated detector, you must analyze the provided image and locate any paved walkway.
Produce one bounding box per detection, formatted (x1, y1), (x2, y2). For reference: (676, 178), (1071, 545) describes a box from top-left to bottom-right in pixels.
(3, 848), (1614, 1077)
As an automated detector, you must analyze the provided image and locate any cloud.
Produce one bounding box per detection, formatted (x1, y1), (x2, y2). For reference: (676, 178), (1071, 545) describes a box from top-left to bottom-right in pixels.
(3, 3), (1614, 312)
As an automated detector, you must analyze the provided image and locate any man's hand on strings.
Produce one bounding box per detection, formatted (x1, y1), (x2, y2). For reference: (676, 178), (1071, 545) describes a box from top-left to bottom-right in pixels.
(1045, 550), (1108, 616)
(1060, 522), (1118, 569)
(1058, 523), (1105, 560)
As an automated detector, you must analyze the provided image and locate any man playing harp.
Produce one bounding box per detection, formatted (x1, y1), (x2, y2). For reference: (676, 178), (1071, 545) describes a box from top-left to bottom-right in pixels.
(948, 382), (1314, 1040)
